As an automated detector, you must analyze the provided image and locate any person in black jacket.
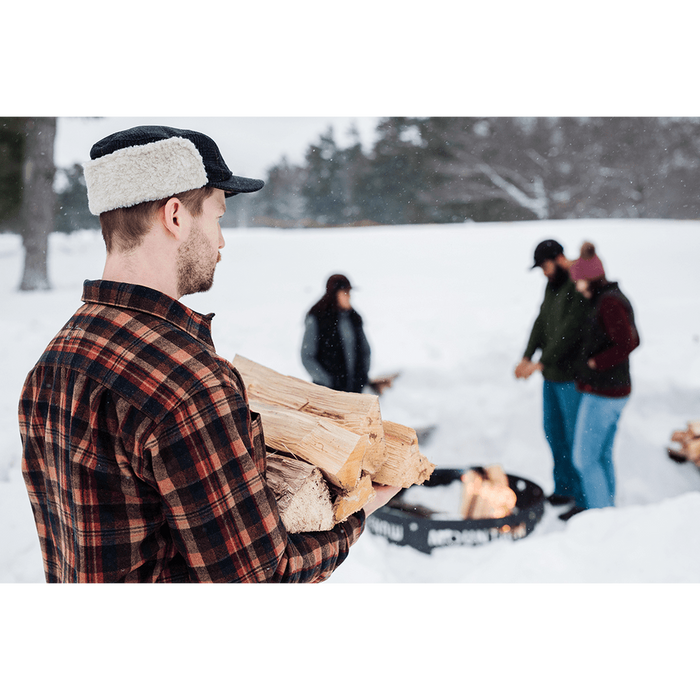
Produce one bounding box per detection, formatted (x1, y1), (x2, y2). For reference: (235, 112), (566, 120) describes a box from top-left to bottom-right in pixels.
(301, 274), (371, 393)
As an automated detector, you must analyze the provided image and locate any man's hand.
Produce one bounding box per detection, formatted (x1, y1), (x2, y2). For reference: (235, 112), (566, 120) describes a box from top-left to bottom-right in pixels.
(515, 358), (539, 379)
(363, 483), (402, 517)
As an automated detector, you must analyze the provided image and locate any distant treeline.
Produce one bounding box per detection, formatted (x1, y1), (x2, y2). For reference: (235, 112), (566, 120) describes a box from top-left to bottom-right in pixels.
(14, 117), (700, 234)
(247, 117), (700, 228)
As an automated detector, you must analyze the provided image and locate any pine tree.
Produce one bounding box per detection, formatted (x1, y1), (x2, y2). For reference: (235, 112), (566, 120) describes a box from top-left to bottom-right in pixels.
(354, 117), (424, 225)
(55, 164), (98, 233)
(302, 128), (345, 225)
(250, 156), (307, 226)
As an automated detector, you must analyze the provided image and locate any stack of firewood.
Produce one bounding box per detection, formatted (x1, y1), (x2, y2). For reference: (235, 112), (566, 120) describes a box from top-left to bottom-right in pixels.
(233, 356), (435, 533)
(668, 421), (700, 468)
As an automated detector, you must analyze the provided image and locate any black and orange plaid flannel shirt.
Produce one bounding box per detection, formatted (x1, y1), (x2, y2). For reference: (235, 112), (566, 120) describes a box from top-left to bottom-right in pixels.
(18, 280), (364, 582)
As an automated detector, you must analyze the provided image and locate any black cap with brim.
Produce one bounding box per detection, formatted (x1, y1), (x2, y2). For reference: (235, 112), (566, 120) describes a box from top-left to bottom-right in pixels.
(531, 239), (564, 269)
(210, 174), (265, 197)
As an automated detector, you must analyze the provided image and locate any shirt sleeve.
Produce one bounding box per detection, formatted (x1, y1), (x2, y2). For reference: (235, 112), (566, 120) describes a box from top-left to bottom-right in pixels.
(144, 376), (364, 583)
(523, 309), (544, 359)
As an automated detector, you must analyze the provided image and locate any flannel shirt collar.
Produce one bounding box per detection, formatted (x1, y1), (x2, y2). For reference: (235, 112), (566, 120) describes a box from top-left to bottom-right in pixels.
(82, 279), (216, 347)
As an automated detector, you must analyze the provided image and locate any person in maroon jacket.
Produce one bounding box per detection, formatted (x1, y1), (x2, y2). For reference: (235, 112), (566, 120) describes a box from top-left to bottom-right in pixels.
(559, 242), (640, 522)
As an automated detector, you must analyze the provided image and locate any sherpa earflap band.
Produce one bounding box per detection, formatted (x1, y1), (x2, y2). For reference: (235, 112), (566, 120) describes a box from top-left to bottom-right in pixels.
(83, 136), (208, 216)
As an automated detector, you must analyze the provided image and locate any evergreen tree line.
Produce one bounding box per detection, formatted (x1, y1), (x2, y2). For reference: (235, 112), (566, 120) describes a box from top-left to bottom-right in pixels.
(5, 117), (700, 238)
(250, 117), (700, 227)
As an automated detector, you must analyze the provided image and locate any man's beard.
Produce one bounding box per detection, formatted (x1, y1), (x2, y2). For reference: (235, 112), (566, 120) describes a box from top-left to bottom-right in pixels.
(548, 263), (569, 289)
(176, 225), (218, 298)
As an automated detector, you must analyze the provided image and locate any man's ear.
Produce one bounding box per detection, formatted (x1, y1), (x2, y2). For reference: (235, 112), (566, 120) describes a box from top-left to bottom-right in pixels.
(161, 197), (187, 240)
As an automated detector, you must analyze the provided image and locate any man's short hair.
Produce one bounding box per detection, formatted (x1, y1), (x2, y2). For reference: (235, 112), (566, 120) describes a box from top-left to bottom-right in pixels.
(99, 186), (214, 254)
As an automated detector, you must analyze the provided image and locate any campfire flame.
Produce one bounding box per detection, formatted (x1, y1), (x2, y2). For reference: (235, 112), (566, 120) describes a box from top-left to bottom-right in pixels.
(459, 465), (517, 520)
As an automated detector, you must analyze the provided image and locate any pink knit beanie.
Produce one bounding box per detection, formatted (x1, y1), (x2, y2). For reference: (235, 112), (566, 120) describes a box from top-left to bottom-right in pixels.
(569, 241), (606, 282)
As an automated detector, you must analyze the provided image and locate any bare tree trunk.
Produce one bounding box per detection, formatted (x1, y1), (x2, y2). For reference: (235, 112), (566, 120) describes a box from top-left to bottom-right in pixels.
(19, 117), (56, 291)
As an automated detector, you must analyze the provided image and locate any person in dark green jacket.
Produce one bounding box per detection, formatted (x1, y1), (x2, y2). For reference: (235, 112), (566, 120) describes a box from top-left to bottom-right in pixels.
(515, 239), (590, 508)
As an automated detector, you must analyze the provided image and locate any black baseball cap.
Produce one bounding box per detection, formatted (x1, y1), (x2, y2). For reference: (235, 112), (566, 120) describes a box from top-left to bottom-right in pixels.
(531, 239), (564, 268)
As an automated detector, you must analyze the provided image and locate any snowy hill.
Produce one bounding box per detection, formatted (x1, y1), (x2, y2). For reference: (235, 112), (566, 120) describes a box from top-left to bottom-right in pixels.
(2, 218), (700, 583)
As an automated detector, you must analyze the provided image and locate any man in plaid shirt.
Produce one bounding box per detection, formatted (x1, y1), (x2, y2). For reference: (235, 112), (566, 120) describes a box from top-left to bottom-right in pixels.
(18, 125), (400, 583)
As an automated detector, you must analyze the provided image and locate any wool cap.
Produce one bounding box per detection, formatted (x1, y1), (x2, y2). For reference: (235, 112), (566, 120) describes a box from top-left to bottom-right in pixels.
(84, 125), (264, 215)
(569, 241), (606, 282)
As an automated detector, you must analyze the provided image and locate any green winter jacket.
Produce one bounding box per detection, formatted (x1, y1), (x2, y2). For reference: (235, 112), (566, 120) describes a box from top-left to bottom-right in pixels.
(524, 275), (590, 382)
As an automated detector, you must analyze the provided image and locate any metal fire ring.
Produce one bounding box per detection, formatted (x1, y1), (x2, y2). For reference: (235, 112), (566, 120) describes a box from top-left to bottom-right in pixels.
(367, 467), (545, 554)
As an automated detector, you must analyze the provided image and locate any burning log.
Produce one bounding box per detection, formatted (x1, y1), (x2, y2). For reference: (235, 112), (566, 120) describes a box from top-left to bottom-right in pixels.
(668, 421), (700, 467)
(232, 355), (435, 531)
(459, 465), (517, 520)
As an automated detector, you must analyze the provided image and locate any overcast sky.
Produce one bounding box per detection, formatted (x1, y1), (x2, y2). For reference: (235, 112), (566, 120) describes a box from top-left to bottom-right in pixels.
(55, 117), (382, 178)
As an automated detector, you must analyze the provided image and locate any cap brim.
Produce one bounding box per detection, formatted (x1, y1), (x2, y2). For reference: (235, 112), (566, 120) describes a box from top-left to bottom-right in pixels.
(211, 175), (265, 197)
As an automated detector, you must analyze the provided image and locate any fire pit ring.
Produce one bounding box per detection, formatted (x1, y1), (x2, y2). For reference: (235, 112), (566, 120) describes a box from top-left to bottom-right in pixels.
(367, 468), (545, 554)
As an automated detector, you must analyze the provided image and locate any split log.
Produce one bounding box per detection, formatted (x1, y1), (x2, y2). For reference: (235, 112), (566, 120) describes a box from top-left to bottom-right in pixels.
(372, 420), (435, 488)
(234, 354), (386, 475)
(266, 452), (374, 533)
(251, 401), (368, 490)
(233, 355), (435, 530)
(332, 472), (375, 524)
(266, 453), (335, 533)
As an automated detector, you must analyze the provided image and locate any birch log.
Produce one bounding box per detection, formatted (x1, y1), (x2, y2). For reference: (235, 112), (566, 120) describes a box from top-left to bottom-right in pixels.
(265, 452), (374, 533)
(266, 453), (335, 533)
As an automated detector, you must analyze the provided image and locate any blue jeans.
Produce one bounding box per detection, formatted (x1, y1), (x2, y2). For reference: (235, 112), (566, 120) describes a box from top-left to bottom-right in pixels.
(542, 380), (583, 503)
(572, 393), (629, 509)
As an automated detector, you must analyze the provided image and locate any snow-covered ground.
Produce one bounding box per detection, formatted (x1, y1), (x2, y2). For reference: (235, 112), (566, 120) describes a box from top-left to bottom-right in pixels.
(2, 218), (700, 586)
